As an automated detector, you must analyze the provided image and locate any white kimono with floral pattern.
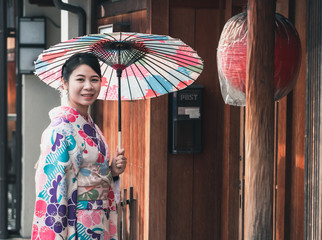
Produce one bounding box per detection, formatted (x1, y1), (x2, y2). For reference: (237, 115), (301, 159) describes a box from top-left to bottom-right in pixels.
(32, 106), (120, 240)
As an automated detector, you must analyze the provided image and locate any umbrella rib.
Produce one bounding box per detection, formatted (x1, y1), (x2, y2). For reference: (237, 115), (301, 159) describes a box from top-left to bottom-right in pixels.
(35, 59), (64, 73)
(129, 65), (146, 100)
(122, 48), (146, 66)
(44, 44), (93, 54)
(146, 44), (200, 57)
(145, 53), (201, 77)
(52, 33), (119, 45)
(138, 58), (179, 91)
(35, 50), (88, 74)
(101, 33), (118, 41)
(144, 44), (198, 53)
(104, 67), (114, 100)
(136, 59), (172, 94)
(42, 44), (94, 55)
(36, 48), (92, 65)
(125, 34), (169, 42)
(129, 36), (173, 42)
(132, 63), (158, 98)
(147, 47), (202, 62)
(100, 61), (111, 92)
(35, 63), (64, 79)
(122, 32), (140, 41)
(50, 38), (101, 47)
(150, 52), (202, 67)
(100, 61), (107, 75)
(124, 68), (133, 100)
(143, 42), (188, 47)
(149, 51), (203, 69)
(36, 46), (109, 80)
(43, 36), (120, 54)
(44, 38), (105, 51)
(37, 69), (61, 83)
(47, 75), (62, 87)
(148, 51), (203, 73)
(143, 54), (195, 85)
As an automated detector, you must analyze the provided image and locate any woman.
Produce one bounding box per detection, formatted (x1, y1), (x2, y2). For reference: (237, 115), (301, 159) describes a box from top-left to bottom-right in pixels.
(32, 52), (127, 240)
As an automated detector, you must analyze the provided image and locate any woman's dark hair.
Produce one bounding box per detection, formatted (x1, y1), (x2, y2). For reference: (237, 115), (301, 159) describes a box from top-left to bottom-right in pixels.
(62, 52), (101, 82)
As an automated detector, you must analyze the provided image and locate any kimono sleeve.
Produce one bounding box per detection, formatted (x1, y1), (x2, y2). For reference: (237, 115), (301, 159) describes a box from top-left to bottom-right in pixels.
(32, 120), (78, 240)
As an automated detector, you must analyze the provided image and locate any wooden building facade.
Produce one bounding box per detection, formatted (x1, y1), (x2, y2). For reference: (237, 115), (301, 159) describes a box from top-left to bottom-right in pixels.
(92, 0), (307, 239)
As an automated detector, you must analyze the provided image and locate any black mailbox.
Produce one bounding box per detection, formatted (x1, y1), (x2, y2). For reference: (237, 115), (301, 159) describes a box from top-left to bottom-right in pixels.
(168, 84), (203, 154)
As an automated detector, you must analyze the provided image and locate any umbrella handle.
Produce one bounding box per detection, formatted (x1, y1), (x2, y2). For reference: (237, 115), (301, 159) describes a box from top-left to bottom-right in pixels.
(118, 131), (122, 149)
(117, 69), (122, 150)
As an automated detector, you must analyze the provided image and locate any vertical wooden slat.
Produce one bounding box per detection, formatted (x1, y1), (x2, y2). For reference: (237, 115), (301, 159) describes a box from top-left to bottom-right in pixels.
(222, 105), (241, 240)
(305, 0), (321, 238)
(146, 95), (168, 240)
(129, 100), (145, 240)
(274, 3), (289, 240)
(275, 99), (287, 240)
(118, 198), (123, 240)
(244, 0), (276, 239)
(146, 0), (169, 239)
(193, 8), (224, 240)
(284, 0), (306, 239)
(166, 7), (194, 240)
(122, 188), (128, 240)
(221, 0), (241, 239)
(129, 11), (146, 240)
(239, 108), (245, 240)
(122, 101), (130, 192)
(129, 187), (137, 240)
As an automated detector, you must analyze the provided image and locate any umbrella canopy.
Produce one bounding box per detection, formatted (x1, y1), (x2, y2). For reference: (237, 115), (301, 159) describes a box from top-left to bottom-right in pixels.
(34, 32), (204, 147)
(35, 32), (203, 100)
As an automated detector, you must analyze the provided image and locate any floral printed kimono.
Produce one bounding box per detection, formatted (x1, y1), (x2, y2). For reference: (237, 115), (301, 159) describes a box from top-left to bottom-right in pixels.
(32, 106), (120, 240)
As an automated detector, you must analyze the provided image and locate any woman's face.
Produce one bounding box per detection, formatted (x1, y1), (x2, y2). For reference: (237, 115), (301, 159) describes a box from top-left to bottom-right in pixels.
(63, 64), (101, 115)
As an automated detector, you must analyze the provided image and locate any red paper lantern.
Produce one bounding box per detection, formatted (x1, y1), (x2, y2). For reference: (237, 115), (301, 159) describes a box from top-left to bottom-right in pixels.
(217, 12), (301, 106)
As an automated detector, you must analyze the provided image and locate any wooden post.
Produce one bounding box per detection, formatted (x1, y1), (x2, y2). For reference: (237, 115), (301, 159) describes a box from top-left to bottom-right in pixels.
(244, 0), (276, 239)
(129, 187), (137, 240)
(122, 188), (128, 240)
(118, 193), (123, 240)
(146, 0), (169, 239)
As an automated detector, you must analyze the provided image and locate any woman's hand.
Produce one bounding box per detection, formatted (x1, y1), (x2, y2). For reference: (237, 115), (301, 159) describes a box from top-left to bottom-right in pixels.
(111, 147), (127, 177)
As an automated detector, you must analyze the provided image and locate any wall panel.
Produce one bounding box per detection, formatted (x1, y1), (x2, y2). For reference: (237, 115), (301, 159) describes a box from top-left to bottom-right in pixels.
(193, 8), (224, 240)
(285, 0), (306, 238)
(94, 0), (308, 239)
(167, 3), (239, 240)
(167, 8), (195, 240)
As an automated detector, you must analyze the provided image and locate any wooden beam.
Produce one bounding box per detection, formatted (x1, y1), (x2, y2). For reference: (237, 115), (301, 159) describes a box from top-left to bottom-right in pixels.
(98, 0), (146, 18)
(305, 0), (320, 238)
(147, 0), (169, 35)
(145, 0), (169, 239)
(285, 0), (306, 238)
(244, 0), (276, 239)
(170, 0), (219, 9)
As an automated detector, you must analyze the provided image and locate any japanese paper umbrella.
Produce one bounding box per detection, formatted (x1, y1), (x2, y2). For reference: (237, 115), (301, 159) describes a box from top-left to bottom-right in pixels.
(34, 32), (204, 147)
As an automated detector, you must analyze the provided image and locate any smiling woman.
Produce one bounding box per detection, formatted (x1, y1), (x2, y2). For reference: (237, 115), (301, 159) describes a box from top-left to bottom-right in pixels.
(62, 64), (101, 116)
(31, 53), (127, 240)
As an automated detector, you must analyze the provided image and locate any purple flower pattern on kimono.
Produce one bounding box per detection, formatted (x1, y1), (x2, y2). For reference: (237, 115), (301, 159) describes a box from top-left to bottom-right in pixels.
(32, 106), (119, 240)
(32, 117), (79, 240)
